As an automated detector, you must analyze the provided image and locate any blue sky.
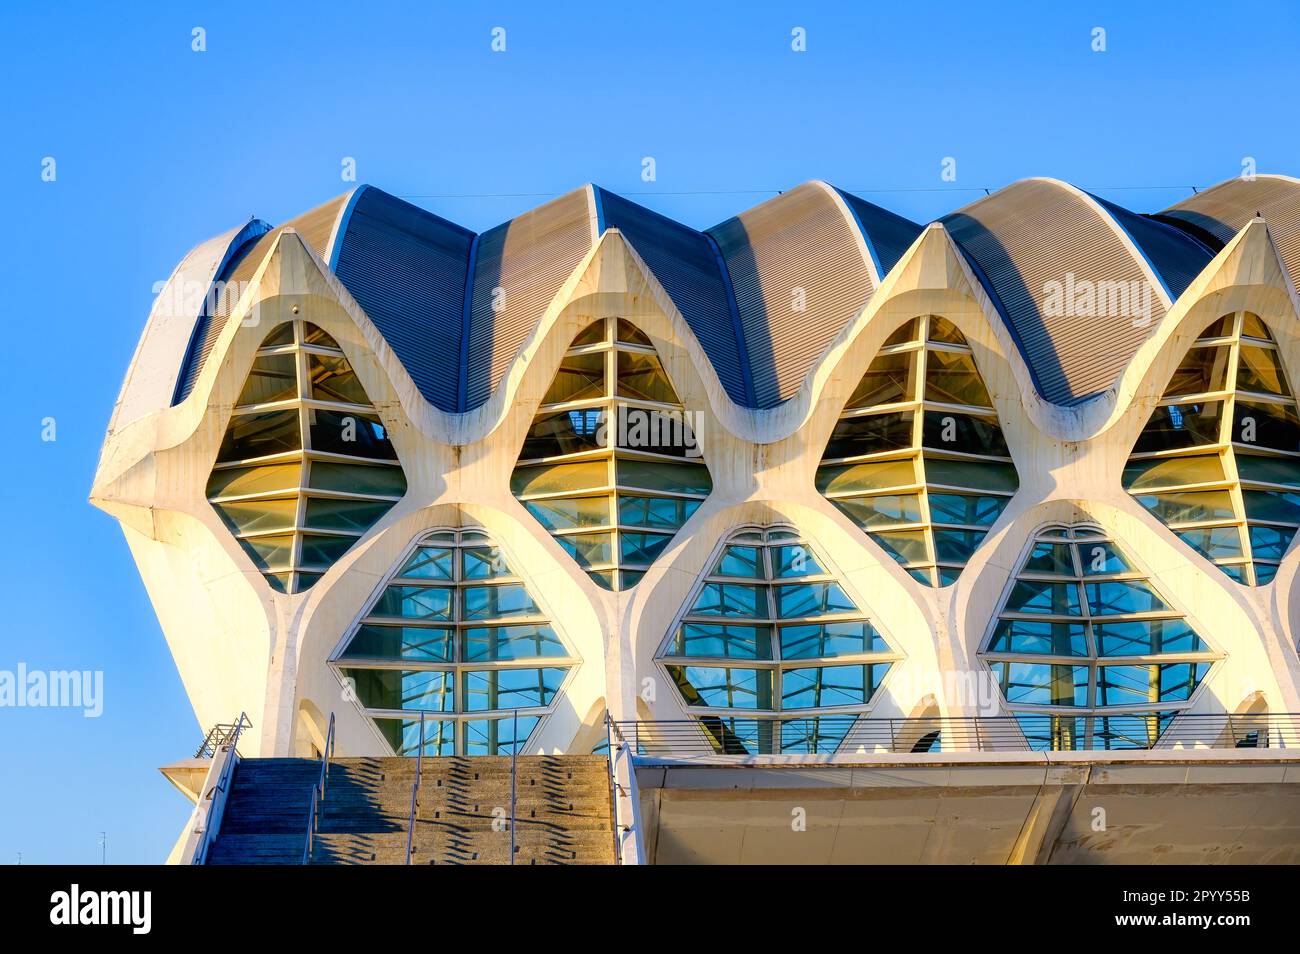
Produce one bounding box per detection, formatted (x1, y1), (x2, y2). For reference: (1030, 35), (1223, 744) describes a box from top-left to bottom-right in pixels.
(1, 0), (1296, 863)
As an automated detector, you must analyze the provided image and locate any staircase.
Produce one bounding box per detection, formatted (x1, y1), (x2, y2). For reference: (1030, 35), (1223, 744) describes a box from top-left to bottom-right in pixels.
(205, 755), (616, 865)
(204, 758), (320, 865)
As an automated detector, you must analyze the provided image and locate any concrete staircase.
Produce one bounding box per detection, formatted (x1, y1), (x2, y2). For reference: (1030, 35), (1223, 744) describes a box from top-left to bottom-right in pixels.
(205, 755), (616, 865)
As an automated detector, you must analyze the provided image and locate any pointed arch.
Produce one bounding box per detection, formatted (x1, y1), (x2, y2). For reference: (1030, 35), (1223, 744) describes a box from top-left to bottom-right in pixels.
(979, 521), (1221, 750)
(816, 314), (1020, 585)
(206, 319), (407, 593)
(653, 524), (903, 755)
(330, 526), (578, 756)
(1123, 310), (1300, 585)
(510, 316), (713, 590)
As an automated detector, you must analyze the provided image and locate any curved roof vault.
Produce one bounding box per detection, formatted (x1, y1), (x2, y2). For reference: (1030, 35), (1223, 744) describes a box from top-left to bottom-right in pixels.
(1161, 175), (1300, 294)
(942, 178), (1213, 406)
(169, 182), (923, 415)
(166, 176), (1299, 418)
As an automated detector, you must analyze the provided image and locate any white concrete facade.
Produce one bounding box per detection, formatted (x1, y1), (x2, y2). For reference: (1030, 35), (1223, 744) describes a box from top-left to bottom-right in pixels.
(91, 196), (1300, 760)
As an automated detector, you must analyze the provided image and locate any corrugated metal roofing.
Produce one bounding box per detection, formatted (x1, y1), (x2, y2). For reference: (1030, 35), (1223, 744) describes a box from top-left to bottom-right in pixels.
(833, 186), (925, 277)
(332, 187), (474, 413)
(174, 194), (348, 403)
(597, 188), (751, 406)
(166, 177), (1287, 416)
(1164, 176), (1300, 292)
(1090, 193), (1214, 299)
(463, 188), (593, 409)
(708, 183), (881, 407)
(943, 179), (1172, 406)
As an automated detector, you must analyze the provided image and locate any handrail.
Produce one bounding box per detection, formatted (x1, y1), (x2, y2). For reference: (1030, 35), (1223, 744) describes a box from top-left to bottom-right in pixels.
(405, 712), (426, 865)
(191, 711), (251, 865)
(611, 712), (1300, 757)
(509, 709), (518, 866)
(605, 715), (623, 864)
(302, 712), (336, 865)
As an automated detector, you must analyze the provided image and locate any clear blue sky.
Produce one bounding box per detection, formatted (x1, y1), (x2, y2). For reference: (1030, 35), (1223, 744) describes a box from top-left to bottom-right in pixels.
(1, 0), (1296, 864)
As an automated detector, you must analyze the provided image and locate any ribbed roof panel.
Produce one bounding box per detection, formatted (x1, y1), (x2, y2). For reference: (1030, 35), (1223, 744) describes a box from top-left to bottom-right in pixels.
(943, 180), (1169, 406)
(174, 194), (349, 403)
(333, 188), (474, 413)
(1091, 194), (1214, 299)
(708, 183), (877, 407)
(834, 186), (925, 277)
(464, 188), (592, 410)
(1165, 176), (1300, 291)
(597, 189), (750, 406)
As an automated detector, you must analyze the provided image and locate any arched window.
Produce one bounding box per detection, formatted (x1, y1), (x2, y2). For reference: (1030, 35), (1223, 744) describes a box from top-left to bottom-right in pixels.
(1125, 311), (1300, 585)
(980, 523), (1221, 750)
(511, 318), (711, 590)
(331, 528), (576, 756)
(656, 526), (901, 754)
(206, 321), (406, 593)
(817, 315), (1018, 586)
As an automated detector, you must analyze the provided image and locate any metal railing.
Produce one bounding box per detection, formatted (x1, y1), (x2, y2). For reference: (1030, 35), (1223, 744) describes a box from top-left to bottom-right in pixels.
(405, 712), (426, 865)
(301, 712), (336, 865)
(195, 712), (253, 758)
(612, 712), (1300, 758)
(509, 709), (518, 866)
(191, 712), (251, 865)
(605, 716), (641, 864)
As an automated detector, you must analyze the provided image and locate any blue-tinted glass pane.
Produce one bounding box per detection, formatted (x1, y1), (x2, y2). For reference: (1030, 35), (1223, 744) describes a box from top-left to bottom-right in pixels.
(341, 624), (453, 662)
(986, 619), (1087, 656)
(1015, 714), (1087, 751)
(1136, 490), (1236, 524)
(928, 493), (1005, 527)
(780, 717), (854, 754)
(714, 546), (763, 578)
(1254, 563), (1279, 584)
(1248, 524), (1295, 561)
(922, 411), (1009, 455)
(461, 667), (567, 711)
(1093, 619), (1206, 656)
(1090, 712), (1175, 750)
(690, 582), (765, 618)
(836, 494), (922, 527)
(991, 662), (1088, 707)
(675, 623), (773, 659)
(932, 528), (988, 563)
(398, 546), (454, 579)
(782, 664), (885, 709)
(371, 585), (452, 621)
(1242, 490), (1300, 525)
(1074, 540), (1132, 574)
(1003, 580), (1082, 616)
(461, 584), (540, 620)
(462, 624), (566, 661)
(1023, 541), (1074, 577)
(779, 621), (887, 659)
(620, 531), (672, 565)
(375, 718), (456, 757)
(667, 666), (773, 709)
(1086, 580), (1167, 616)
(772, 544), (826, 578)
(462, 546), (513, 579)
(1175, 526), (1244, 560)
(341, 668), (453, 711)
(463, 715), (540, 755)
(618, 494), (699, 529)
(774, 582), (857, 619)
(695, 717), (774, 755)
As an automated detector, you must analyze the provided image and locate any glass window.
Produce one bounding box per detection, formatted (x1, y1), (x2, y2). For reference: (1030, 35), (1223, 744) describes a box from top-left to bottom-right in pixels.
(982, 524), (1217, 749)
(661, 526), (899, 737)
(513, 316), (710, 590)
(308, 354), (369, 404)
(237, 353), (298, 406)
